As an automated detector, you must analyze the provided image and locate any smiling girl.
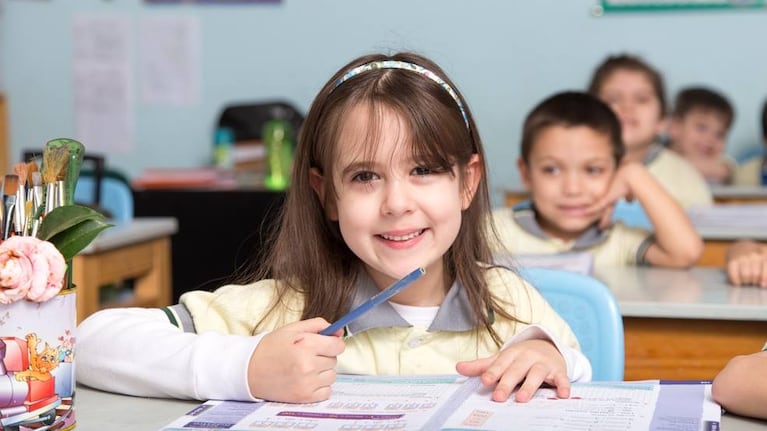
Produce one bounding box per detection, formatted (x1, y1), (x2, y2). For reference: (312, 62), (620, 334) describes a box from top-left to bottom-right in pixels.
(77, 52), (591, 404)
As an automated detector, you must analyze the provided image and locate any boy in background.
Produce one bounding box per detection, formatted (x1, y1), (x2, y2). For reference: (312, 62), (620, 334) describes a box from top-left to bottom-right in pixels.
(667, 87), (736, 185)
(491, 91), (702, 268)
(732, 98), (767, 186)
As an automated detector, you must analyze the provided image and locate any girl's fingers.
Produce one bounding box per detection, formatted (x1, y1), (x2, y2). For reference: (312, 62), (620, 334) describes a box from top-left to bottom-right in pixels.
(513, 363), (547, 403)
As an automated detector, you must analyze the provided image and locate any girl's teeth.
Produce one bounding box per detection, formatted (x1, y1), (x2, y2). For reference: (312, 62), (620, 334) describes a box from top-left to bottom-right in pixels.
(381, 230), (422, 241)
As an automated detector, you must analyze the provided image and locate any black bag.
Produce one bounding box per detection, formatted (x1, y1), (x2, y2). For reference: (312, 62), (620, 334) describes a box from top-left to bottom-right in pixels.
(217, 100), (304, 142)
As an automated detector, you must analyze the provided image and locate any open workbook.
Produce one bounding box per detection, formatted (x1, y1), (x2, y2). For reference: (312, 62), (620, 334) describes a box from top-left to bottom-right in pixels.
(159, 375), (720, 431)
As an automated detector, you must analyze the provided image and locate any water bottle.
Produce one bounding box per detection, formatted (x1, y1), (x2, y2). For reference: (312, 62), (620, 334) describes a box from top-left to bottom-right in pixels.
(213, 127), (234, 170)
(263, 120), (293, 190)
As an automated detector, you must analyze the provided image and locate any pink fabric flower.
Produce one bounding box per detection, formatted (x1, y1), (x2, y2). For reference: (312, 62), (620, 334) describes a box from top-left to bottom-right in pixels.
(0, 236), (67, 304)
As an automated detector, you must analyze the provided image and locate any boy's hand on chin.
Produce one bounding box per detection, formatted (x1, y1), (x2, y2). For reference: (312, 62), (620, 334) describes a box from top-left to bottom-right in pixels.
(586, 163), (640, 229)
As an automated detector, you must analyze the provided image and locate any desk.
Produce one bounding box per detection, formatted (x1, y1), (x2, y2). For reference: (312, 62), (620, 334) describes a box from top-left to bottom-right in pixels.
(505, 184), (767, 205)
(593, 266), (767, 381)
(73, 217), (177, 323)
(133, 187), (285, 302)
(712, 184), (767, 203)
(697, 226), (767, 267)
(691, 204), (767, 267)
(74, 385), (767, 430)
(504, 184), (528, 207)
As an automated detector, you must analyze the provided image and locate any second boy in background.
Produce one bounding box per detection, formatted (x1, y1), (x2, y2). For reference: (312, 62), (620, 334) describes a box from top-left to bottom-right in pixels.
(588, 54), (713, 208)
(667, 87), (736, 185)
(732, 98), (767, 186)
(491, 91), (702, 268)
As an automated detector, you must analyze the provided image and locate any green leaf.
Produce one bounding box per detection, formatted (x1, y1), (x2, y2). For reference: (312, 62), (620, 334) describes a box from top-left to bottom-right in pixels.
(37, 205), (108, 241)
(47, 218), (112, 260)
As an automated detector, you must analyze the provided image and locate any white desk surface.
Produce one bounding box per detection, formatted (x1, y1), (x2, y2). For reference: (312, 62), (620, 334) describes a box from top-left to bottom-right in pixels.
(80, 217), (179, 254)
(593, 266), (767, 321)
(503, 184), (767, 198)
(74, 385), (767, 431)
(711, 184), (767, 198)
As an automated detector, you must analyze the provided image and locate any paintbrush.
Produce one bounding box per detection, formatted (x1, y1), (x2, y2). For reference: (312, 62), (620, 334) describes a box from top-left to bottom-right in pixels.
(12, 163), (27, 236)
(45, 138), (85, 206)
(2, 175), (18, 240)
(29, 171), (43, 227)
(41, 146), (69, 215)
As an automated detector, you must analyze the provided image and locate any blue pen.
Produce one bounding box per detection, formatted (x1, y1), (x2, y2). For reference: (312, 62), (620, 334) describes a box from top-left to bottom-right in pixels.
(319, 267), (425, 336)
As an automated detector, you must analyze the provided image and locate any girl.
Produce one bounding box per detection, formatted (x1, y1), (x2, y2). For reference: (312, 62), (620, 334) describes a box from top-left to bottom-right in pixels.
(712, 345), (767, 420)
(587, 54), (713, 208)
(77, 52), (590, 404)
(491, 91), (702, 268)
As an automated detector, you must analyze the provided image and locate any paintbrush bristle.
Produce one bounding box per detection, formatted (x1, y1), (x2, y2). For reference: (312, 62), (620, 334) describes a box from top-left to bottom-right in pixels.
(42, 147), (69, 184)
(32, 171), (42, 188)
(26, 161), (39, 185)
(12, 163), (28, 187)
(3, 175), (19, 197)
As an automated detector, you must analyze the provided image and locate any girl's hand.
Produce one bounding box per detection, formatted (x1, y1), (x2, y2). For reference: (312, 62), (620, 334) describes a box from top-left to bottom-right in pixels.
(727, 241), (767, 288)
(247, 317), (345, 403)
(455, 339), (570, 403)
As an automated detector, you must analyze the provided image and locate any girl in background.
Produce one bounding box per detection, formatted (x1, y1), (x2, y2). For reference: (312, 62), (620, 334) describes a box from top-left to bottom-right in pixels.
(588, 54), (713, 208)
(77, 52), (590, 404)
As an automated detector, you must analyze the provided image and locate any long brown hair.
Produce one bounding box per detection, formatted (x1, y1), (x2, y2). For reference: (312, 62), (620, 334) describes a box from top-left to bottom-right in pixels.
(254, 52), (513, 345)
(587, 53), (668, 118)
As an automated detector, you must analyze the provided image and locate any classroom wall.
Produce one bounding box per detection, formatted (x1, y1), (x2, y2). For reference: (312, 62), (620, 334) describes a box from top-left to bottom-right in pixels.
(2, 0), (766, 205)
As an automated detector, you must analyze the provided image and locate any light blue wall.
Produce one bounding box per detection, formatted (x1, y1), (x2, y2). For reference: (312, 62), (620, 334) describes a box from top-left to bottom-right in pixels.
(2, 0), (766, 204)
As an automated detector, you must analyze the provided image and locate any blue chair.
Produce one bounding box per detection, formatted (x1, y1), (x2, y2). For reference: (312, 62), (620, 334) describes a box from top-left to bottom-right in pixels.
(74, 173), (133, 223)
(735, 146), (765, 164)
(518, 267), (624, 381)
(611, 199), (652, 230)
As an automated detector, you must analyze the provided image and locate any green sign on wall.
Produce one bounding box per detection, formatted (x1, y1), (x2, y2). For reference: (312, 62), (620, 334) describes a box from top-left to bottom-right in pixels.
(598, 0), (766, 13)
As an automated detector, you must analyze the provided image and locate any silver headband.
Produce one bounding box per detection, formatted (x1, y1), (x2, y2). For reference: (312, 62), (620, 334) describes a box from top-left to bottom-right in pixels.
(334, 60), (470, 130)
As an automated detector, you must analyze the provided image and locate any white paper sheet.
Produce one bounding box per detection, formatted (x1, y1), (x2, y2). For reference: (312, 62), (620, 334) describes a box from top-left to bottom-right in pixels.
(73, 13), (134, 153)
(159, 376), (720, 431)
(139, 15), (201, 106)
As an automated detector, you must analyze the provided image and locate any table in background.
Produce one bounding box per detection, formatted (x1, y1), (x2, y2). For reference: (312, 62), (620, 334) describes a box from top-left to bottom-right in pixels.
(504, 184), (528, 207)
(712, 184), (767, 203)
(504, 183), (767, 206)
(594, 266), (767, 381)
(74, 385), (767, 431)
(133, 187), (285, 302)
(73, 217), (177, 323)
(697, 226), (767, 267)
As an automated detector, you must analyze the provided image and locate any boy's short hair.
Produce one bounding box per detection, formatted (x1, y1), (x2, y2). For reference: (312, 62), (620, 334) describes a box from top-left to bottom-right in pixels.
(521, 91), (624, 165)
(672, 87), (735, 130)
(762, 98), (767, 140)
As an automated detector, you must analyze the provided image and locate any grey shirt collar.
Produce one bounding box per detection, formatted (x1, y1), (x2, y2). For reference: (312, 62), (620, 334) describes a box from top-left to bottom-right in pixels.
(642, 141), (664, 165)
(346, 271), (478, 336)
(511, 200), (609, 249)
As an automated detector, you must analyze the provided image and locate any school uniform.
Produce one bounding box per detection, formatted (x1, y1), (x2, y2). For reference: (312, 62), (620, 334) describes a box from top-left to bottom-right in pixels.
(732, 156), (763, 186)
(490, 202), (653, 266)
(645, 143), (713, 207)
(76, 266), (591, 401)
